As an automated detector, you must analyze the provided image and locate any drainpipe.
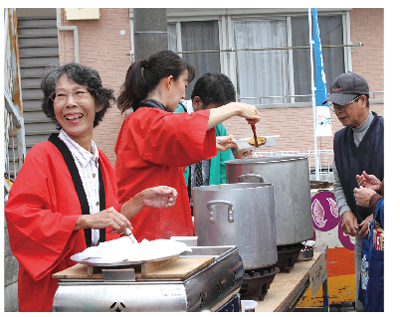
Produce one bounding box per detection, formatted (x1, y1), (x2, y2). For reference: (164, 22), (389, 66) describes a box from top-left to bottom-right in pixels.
(56, 8), (79, 63)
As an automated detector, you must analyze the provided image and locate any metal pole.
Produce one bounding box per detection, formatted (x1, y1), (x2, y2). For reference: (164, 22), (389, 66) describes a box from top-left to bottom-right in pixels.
(173, 43), (362, 55)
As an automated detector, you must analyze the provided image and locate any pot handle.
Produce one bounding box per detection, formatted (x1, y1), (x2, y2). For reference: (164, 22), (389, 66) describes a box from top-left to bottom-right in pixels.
(206, 200), (234, 223)
(238, 174), (264, 183)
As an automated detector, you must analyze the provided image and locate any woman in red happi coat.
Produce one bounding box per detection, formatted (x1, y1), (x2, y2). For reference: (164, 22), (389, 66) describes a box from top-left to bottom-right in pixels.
(5, 63), (178, 311)
(115, 50), (261, 242)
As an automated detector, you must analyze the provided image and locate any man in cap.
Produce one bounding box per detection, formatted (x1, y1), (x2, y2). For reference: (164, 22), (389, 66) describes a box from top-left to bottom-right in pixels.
(323, 71), (384, 311)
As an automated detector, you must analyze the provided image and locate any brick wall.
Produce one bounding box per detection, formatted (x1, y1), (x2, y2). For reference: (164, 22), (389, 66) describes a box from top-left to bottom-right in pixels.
(58, 8), (131, 163)
(350, 8), (384, 95)
(58, 8), (384, 163)
(225, 8), (384, 155)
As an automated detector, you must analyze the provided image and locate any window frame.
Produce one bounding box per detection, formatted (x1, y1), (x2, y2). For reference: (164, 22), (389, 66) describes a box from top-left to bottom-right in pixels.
(166, 9), (352, 109)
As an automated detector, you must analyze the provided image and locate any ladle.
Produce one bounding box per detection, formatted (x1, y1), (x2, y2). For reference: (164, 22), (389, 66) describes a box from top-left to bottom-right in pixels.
(248, 124), (267, 147)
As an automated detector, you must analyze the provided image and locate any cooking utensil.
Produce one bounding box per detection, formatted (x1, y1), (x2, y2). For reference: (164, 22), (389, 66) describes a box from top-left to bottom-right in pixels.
(193, 183), (277, 269)
(233, 135), (279, 150)
(251, 124), (258, 147)
(298, 240), (315, 261)
(248, 136), (267, 147)
(125, 227), (138, 244)
(225, 155), (313, 246)
(248, 124), (267, 147)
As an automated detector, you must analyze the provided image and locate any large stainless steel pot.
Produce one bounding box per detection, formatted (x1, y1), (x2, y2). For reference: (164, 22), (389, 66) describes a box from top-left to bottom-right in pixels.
(193, 183), (277, 269)
(225, 155), (313, 246)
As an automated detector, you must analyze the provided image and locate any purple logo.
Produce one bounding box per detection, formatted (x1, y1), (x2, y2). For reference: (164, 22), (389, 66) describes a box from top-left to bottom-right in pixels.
(311, 191), (355, 250)
(312, 191), (340, 231)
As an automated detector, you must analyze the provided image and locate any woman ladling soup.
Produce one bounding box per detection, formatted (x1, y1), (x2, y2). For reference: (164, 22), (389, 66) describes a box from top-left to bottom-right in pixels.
(115, 50), (261, 242)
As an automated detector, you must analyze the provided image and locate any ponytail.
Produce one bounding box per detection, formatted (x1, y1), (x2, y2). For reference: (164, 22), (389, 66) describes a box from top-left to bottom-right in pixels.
(118, 50), (195, 112)
(117, 60), (147, 112)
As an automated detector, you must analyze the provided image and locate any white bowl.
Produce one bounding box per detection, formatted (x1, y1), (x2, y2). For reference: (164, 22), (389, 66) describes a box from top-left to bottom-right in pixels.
(233, 135), (279, 150)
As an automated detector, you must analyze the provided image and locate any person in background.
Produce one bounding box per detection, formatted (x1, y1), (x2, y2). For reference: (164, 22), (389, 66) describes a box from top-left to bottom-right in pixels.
(115, 50), (261, 242)
(176, 72), (237, 213)
(4, 63), (178, 312)
(232, 147), (254, 159)
(322, 72), (384, 311)
(354, 171), (384, 312)
(354, 171), (384, 215)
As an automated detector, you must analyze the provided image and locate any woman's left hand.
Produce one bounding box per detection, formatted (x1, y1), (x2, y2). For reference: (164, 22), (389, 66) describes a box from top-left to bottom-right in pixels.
(216, 135), (237, 152)
(139, 186), (178, 209)
(121, 186), (178, 220)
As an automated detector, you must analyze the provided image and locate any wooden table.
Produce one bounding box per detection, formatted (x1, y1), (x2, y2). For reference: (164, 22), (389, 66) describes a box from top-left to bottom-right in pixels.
(253, 245), (329, 312)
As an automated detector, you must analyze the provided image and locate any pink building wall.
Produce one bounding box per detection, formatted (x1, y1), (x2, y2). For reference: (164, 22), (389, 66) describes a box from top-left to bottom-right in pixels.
(59, 8), (131, 163)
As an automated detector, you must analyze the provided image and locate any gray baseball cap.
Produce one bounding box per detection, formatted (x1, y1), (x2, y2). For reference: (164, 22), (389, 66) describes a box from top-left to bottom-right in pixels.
(322, 72), (369, 105)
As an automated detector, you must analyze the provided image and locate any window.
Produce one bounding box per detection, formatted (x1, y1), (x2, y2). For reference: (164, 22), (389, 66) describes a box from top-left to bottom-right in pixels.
(291, 15), (344, 102)
(167, 10), (347, 107)
(168, 21), (221, 96)
(234, 19), (288, 104)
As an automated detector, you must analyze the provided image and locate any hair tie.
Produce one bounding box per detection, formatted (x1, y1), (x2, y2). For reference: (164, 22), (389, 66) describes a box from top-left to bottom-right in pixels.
(143, 60), (149, 69)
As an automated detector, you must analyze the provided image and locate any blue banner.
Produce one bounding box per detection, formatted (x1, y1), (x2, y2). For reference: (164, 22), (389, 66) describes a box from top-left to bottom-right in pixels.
(312, 8), (331, 136)
(312, 8), (327, 107)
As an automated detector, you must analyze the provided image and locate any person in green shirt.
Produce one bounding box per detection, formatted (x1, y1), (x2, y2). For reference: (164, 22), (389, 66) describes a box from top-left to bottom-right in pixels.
(175, 73), (237, 214)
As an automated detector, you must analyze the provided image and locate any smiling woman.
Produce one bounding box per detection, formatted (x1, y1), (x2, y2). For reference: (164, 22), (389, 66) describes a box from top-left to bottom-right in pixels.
(52, 77), (100, 151)
(41, 63), (114, 128)
(4, 63), (179, 312)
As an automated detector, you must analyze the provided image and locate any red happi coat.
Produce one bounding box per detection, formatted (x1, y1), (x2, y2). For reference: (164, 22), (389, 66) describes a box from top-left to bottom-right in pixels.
(5, 141), (120, 312)
(115, 106), (216, 241)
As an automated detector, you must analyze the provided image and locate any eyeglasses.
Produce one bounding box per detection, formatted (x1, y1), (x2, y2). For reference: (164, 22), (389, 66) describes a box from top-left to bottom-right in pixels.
(329, 96), (360, 112)
(49, 86), (94, 105)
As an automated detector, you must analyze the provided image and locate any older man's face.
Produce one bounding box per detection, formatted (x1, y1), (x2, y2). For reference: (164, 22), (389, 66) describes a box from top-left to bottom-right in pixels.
(332, 95), (368, 128)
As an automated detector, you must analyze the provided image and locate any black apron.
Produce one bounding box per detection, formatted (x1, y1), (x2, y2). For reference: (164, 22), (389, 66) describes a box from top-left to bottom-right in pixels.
(49, 133), (106, 247)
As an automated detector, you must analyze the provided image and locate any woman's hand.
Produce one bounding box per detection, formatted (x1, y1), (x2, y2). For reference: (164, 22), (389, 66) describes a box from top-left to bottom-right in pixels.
(138, 186), (178, 209)
(216, 135), (237, 152)
(356, 171), (381, 191)
(234, 102), (261, 124)
(75, 207), (132, 235)
(121, 186), (178, 220)
(354, 186), (376, 208)
(207, 102), (261, 130)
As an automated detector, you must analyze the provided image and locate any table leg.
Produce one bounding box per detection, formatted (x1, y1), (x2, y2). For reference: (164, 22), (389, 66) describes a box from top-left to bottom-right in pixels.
(322, 278), (329, 312)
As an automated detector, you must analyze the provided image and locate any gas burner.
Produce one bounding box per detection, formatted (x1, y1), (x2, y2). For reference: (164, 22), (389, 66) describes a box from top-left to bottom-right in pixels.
(276, 243), (303, 273)
(240, 265), (279, 301)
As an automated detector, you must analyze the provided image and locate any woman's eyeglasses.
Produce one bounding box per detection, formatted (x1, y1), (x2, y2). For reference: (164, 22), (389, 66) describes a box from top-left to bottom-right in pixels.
(49, 86), (94, 105)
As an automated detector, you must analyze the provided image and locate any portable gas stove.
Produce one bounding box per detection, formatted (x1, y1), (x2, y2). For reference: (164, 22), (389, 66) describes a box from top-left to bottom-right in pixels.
(240, 265), (280, 301)
(52, 245), (244, 312)
(276, 243), (303, 273)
